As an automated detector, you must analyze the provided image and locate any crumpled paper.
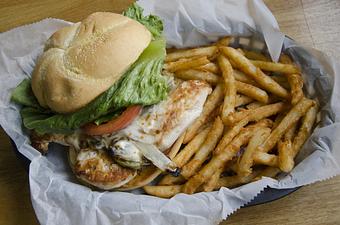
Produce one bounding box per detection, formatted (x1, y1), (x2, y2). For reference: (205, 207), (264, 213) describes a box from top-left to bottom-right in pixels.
(0, 0), (339, 225)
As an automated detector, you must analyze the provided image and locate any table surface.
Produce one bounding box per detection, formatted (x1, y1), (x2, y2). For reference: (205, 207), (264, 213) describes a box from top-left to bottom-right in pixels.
(0, 0), (340, 224)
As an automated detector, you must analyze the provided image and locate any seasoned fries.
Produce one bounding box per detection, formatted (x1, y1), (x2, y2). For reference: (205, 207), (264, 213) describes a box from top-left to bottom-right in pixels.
(220, 46), (289, 98)
(164, 56), (210, 72)
(235, 81), (269, 103)
(182, 120), (272, 194)
(243, 49), (270, 61)
(144, 185), (182, 198)
(233, 70), (258, 85)
(197, 62), (220, 74)
(165, 46), (217, 62)
(218, 55), (236, 123)
(181, 117), (224, 178)
(174, 69), (220, 85)
(138, 36), (318, 198)
(237, 128), (271, 176)
(250, 60), (300, 74)
(257, 98), (314, 154)
(287, 73), (304, 105)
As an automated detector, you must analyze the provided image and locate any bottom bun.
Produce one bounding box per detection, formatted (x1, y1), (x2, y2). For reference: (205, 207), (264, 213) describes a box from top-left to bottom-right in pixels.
(68, 147), (137, 190)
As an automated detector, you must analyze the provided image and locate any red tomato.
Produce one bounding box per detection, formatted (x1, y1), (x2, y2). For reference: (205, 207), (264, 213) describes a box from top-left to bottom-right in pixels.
(83, 105), (142, 136)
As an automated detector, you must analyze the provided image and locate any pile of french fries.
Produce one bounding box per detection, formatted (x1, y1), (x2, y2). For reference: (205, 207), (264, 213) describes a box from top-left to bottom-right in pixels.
(143, 37), (318, 198)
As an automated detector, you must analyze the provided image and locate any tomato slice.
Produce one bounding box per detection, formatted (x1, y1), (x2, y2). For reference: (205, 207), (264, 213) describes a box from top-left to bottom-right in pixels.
(83, 105), (142, 136)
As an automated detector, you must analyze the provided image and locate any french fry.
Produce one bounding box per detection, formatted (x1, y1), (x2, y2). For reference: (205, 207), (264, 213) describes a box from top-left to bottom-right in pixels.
(273, 112), (286, 129)
(253, 152), (278, 167)
(278, 139), (294, 172)
(175, 125), (211, 167)
(257, 98), (315, 154)
(243, 49), (270, 61)
(236, 81), (269, 103)
(233, 70), (258, 86)
(182, 120), (272, 194)
(250, 60), (300, 74)
(143, 185), (182, 198)
(255, 167), (281, 180)
(181, 117), (224, 179)
(218, 55), (237, 122)
(220, 47), (289, 98)
(158, 175), (186, 186)
(174, 69), (220, 85)
(246, 101), (265, 110)
(217, 170), (261, 189)
(184, 84), (224, 143)
(278, 104), (317, 173)
(215, 36), (231, 46)
(237, 48), (245, 55)
(237, 127), (271, 177)
(290, 104), (318, 159)
(165, 46), (217, 62)
(197, 62), (220, 74)
(235, 94), (254, 107)
(202, 166), (223, 192)
(164, 56), (210, 72)
(271, 75), (290, 89)
(284, 121), (299, 141)
(287, 73), (304, 105)
(279, 54), (293, 64)
(214, 102), (284, 154)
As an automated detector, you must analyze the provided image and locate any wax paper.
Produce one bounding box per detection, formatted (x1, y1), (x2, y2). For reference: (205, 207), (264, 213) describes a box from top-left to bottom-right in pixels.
(0, 0), (339, 224)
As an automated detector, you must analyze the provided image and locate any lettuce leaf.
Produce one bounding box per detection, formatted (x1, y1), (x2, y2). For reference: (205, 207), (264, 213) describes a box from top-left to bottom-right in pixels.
(13, 38), (168, 134)
(123, 3), (163, 39)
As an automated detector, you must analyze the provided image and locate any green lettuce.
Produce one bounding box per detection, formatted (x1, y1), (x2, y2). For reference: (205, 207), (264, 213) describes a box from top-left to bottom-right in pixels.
(12, 37), (168, 134)
(123, 3), (163, 39)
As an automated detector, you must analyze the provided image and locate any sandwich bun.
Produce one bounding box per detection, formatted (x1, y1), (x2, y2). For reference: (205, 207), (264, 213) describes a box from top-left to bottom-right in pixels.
(32, 12), (151, 113)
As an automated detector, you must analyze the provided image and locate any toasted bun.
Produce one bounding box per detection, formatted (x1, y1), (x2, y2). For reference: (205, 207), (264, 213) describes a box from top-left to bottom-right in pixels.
(68, 147), (137, 190)
(32, 12), (151, 113)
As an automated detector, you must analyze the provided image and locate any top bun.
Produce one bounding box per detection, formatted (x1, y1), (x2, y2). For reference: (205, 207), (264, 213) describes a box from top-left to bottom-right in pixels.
(32, 12), (151, 113)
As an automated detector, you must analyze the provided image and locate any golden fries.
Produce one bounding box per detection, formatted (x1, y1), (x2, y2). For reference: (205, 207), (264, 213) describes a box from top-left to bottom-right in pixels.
(215, 37), (231, 46)
(164, 56), (210, 72)
(184, 84), (224, 143)
(143, 36), (318, 198)
(144, 185), (182, 198)
(253, 152), (278, 167)
(197, 62), (220, 74)
(165, 46), (217, 62)
(220, 46), (289, 98)
(202, 166), (224, 192)
(243, 49), (270, 61)
(174, 125), (211, 167)
(250, 60), (300, 74)
(217, 170), (261, 189)
(278, 140), (294, 172)
(214, 103), (283, 154)
(174, 69), (220, 85)
(158, 175), (186, 186)
(235, 94), (254, 107)
(236, 81), (269, 103)
(287, 73), (304, 105)
(255, 167), (281, 180)
(233, 70), (258, 85)
(182, 120), (272, 194)
(257, 98), (314, 154)
(237, 128), (271, 176)
(218, 55), (236, 123)
(181, 117), (224, 178)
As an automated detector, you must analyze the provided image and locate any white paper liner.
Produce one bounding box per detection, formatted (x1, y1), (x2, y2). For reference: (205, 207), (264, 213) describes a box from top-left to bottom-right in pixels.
(1, 0), (340, 224)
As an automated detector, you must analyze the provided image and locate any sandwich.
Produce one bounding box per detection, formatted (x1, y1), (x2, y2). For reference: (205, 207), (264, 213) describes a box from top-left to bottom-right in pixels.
(11, 4), (211, 190)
